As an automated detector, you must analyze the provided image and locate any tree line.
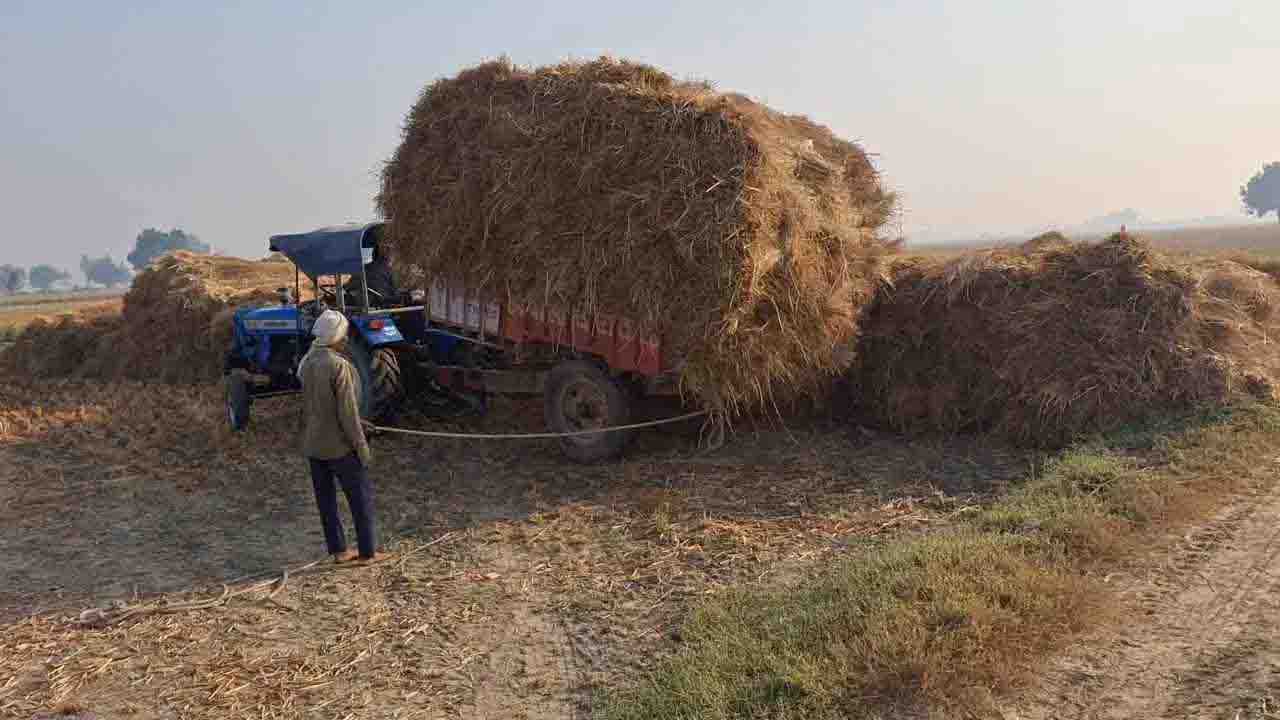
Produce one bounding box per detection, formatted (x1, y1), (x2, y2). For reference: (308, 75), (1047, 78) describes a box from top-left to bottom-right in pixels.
(0, 228), (209, 295)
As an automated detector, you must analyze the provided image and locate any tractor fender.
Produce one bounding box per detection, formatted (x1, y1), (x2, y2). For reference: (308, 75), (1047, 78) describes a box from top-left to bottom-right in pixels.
(352, 316), (405, 349)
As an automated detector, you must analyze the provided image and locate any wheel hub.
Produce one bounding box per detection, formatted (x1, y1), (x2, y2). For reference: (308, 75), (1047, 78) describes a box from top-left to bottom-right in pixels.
(563, 381), (608, 433)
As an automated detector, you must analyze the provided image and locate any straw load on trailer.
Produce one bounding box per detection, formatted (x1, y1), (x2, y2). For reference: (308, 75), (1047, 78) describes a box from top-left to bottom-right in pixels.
(377, 57), (896, 419)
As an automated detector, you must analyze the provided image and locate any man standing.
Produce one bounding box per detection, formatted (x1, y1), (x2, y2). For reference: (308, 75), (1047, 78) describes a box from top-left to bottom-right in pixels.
(298, 309), (385, 564)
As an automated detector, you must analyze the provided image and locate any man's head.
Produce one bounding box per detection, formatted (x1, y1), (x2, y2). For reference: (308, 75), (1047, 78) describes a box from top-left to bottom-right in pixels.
(311, 309), (349, 348)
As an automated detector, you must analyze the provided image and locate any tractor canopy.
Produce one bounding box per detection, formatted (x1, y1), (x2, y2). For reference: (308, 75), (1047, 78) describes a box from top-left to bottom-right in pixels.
(268, 222), (383, 279)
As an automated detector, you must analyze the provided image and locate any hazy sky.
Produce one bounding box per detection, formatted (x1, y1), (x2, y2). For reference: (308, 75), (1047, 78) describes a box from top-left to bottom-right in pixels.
(2, 0), (1276, 272)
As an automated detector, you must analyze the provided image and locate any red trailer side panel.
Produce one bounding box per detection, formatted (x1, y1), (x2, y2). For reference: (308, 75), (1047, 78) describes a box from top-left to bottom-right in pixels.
(546, 306), (568, 347)
(591, 313), (617, 366)
(432, 281), (667, 377)
(614, 317), (638, 372)
(637, 333), (661, 376)
(571, 309), (591, 350)
(503, 302), (527, 342)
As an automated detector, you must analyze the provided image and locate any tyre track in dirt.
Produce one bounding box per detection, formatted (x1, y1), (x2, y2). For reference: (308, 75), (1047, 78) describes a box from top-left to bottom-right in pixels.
(1008, 456), (1280, 720)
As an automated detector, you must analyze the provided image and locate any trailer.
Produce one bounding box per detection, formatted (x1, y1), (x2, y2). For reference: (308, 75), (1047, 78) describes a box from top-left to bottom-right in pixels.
(224, 222), (685, 462)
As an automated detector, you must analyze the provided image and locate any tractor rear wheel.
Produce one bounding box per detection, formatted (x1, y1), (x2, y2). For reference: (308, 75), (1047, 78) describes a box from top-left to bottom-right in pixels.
(350, 343), (406, 422)
(226, 371), (251, 431)
(544, 360), (630, 463)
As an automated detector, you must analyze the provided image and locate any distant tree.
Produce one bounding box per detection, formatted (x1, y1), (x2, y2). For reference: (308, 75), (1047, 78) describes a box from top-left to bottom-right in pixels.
(1241, 163), (1280, 224)
(29, 264), (71, 291)
(80, 255), (132, 287)
(0, 265), (25, 294)
(127, 228), (210, 270)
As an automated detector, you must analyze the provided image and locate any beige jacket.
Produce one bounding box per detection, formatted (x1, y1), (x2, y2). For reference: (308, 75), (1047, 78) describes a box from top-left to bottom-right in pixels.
(298, 346), (371, 465)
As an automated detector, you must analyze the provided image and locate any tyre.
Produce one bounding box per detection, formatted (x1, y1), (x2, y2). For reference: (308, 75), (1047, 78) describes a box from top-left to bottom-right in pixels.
(349, 343), (406, 421)
(544, 359), (630, 463)
(226, 371), (251, 431)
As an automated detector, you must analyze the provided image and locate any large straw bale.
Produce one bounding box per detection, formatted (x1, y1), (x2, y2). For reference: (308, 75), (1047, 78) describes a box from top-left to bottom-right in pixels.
(378, 57), (895, 416)
(850, 234), (1280, 446)
(1, 253), (295, 383)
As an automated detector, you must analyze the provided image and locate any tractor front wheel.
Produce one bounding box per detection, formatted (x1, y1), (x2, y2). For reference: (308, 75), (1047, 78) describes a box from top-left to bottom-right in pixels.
(226, 371), (251, 431)
(544, 360), (630, 463)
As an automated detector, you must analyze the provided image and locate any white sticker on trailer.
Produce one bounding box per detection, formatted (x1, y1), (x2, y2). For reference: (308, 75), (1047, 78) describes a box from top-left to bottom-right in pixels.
(449, 294), (465, 326)
(429, 280), (448, 321)
(484, 303), (501, 335)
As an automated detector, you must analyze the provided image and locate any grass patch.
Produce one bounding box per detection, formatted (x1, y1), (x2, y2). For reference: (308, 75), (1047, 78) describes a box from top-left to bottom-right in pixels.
(603, 533), (1098, 719)
(600, 403), (1280, 719)
(978, 404), (1280, 563)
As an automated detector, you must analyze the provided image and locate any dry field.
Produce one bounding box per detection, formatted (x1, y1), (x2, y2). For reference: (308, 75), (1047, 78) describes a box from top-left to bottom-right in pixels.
(0, 292), (123, 335)
(0, 290), (124, 309)
(1144, 223), (1280, 257)
(0, 380), (1031, 719)
(2, 228), (1279, 719)
(3, 379), (1276, 719)
(910, 222), (1280, 259)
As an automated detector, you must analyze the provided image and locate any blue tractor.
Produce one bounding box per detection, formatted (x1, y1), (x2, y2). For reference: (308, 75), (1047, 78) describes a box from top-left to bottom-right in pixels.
(223, 222), (451, 430)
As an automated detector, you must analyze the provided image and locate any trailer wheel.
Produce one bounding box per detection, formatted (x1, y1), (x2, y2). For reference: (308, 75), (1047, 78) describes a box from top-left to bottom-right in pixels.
(544, 360), (630, 463)
(350, 343), (406, 421)
(226, 371), (251, 431)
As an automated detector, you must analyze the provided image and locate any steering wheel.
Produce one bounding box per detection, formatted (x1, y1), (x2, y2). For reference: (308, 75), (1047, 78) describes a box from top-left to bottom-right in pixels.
(316, 285), (338, 306)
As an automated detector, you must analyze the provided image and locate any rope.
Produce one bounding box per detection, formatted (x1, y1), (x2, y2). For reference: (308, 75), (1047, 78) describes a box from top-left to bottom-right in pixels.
(370, 409), (708, 440)
(60, 415), (714, 627)
(67, 532), (466, 627)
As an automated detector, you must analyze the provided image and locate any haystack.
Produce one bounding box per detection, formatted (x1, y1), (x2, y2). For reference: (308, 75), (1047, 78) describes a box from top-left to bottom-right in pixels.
(114, 252), (296, 382)
(849, 234), (1280, 447)
(0, 304), (123, 379)
(378, 57), (895, 416)
(1, 253), (295, 383)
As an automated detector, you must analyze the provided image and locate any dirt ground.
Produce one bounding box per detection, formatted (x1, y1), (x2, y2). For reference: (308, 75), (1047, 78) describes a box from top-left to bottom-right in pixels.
(12, 379), (1278, 719)
(1006, 453), (1280, 720)
(0, 380), (1033, 719)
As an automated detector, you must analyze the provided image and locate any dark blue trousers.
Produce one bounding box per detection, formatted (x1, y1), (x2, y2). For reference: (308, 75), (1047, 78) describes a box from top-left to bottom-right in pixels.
(307, 454), (377, 558)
